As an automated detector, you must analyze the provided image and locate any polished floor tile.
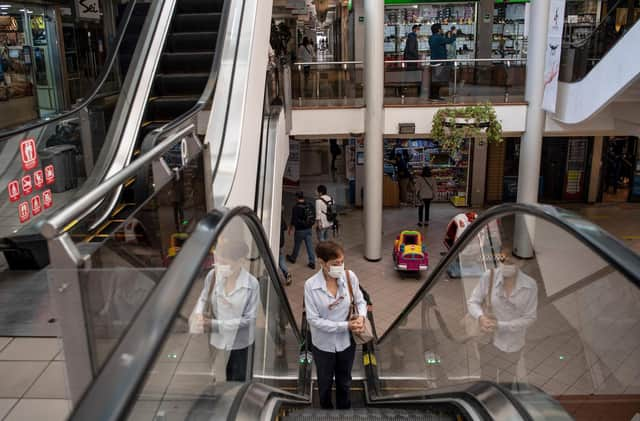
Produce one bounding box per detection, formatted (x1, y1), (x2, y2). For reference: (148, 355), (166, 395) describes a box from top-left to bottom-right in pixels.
(0, 361), (48, 398)
(4, 399), (71, 421)
(0, 338), (60, 361)
(24, 362), (68, 399)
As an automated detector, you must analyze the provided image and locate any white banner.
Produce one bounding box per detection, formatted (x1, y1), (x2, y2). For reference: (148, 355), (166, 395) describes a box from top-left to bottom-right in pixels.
(76, 0), (101, 20)
(542, 0), (566, 112)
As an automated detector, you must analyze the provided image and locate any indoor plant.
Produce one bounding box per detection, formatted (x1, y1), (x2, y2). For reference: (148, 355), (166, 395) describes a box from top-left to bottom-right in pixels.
(431, 104), (503, 151)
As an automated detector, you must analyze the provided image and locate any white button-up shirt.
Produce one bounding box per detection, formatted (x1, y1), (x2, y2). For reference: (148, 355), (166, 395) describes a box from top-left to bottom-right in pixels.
(468, 267), (538, 353)
(193, 268), (259, 351)
(304, 270), (368, 353)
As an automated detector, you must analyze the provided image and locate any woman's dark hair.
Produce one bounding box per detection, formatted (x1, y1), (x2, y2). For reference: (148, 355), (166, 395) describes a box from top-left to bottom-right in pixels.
(422, 166), (432, 177)
(315, 241), (344, 262)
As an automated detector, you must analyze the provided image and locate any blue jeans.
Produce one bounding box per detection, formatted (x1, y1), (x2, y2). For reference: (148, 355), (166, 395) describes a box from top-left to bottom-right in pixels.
(317, 227), (331, 242)
(279, 247), (288, 276)
(290, 229), (315, 265)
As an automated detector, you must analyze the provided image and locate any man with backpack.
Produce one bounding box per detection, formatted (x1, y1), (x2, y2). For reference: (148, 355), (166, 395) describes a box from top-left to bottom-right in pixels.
(315, 185), (337, 242)
(287, 191), (316, 269)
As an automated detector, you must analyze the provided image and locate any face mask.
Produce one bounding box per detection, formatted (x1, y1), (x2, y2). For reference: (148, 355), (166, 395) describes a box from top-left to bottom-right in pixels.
(216, 264), (233, 279)
(501, 265), (517, 278)
(327, 264), (345, 279)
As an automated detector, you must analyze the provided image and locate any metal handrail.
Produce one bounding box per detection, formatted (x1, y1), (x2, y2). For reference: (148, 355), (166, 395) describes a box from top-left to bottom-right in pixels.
(294, 60), (364, 65)
(40, 124), (194, 240)
(563, 0), (626, 48)
(293, 58), (525, 66)
(0, 0), (139, 140)
(378, 203), (640, 344)
(69, 206), (303, 420)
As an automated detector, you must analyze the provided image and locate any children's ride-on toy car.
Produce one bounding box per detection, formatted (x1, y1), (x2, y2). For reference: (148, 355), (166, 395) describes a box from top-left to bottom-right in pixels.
(393, 230), (429, 272)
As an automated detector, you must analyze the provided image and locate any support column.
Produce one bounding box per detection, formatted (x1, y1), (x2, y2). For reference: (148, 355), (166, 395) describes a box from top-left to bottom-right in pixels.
(588, 136), (604, 203)
(514, 0), (550, 258)
(364, 0), (384, 261)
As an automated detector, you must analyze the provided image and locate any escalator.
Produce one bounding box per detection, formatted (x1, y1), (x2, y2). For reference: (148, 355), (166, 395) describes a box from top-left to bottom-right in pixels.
(555, 0), (640, 124)
(0, 0), (227, 270)
(63, 202), (640, 420)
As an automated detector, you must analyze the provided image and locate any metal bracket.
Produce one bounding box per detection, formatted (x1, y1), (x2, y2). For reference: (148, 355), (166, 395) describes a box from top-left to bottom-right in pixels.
(152, 157), (173, 191)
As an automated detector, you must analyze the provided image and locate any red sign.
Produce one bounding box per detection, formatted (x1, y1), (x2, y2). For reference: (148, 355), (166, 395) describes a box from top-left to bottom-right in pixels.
(18, 201), (30, 223)
(21, 175), (33, 195)
(33, 170), (44, 190)
(8, 180), (20, 202)
(43, 189), (53, 209)
(31, 195), (42, 216)
(44, 165), (55, 185)
(20, 138), (38, 171)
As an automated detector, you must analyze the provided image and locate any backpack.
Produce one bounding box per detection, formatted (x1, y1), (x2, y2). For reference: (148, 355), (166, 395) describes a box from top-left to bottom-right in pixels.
(321, 197), (337, 223)
(299, 202), (315, 229)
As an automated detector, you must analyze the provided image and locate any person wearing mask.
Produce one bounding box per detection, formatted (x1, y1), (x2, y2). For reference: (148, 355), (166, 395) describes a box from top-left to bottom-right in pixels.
(304, 241), (367, 409)
(287, 191), (317, 270)
(467, 252), (538, 383)
(403, 24), (421, 70)
(190, 239), (259, 382)
(429, 24), (456, 100)
(413, 166), (436, 226)
(315, 185), (334, 242)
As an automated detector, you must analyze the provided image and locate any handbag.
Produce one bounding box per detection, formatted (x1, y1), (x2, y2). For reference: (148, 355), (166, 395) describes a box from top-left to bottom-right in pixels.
(345, 271), (375, 344)
(460, 268), (494, 344)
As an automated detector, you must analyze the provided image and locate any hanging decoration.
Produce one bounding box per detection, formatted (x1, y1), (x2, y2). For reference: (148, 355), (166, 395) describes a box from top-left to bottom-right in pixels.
(431, 104), (503, 151)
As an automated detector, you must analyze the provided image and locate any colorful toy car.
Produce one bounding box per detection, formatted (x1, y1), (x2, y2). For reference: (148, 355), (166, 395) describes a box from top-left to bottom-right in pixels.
(393, 230), (429, 271)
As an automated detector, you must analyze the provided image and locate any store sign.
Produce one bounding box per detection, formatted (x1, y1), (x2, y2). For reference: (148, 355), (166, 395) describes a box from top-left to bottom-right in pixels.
(542, 0), (566, 113)
(8, 180), (20, 202)
(20, 138), (38, 171)
(76, 0), (101, 20)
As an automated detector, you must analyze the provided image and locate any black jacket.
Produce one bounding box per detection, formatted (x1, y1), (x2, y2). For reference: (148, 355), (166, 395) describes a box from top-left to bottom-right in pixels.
(291, 201), (311, 230)
(404, 32), (419, 60)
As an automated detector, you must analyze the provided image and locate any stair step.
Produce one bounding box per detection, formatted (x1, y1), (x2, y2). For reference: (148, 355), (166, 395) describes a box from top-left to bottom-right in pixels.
(167, 32), (218, 53)
(154, 73), (209, 96)
(173, 13), (221, 33)
(160, 52), (214, 74)
(281, 408), (450, 421)
(177, 0), (224, 13)
(146, 97), (199, 121)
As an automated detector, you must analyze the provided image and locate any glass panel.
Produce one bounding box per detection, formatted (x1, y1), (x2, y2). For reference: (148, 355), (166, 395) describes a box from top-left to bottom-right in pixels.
(123, 216), (299, 419)
(291, 63), (364, 107)
(376, 211), (640, 418)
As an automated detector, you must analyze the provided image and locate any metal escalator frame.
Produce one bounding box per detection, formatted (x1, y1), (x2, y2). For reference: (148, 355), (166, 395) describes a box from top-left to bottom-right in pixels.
(378, 202), (640, 345)
(0, 1), (139, 141)
(68, 206), (303, 421)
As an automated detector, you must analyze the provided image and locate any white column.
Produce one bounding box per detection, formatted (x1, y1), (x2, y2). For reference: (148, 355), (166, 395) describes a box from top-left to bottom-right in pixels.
(364, 0), (384, 261)
(588, 136), (604, 203)
(514, 0), (550, 258)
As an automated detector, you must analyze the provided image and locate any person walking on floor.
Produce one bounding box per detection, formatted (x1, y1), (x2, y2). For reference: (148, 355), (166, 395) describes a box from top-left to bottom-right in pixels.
(315, 185), (334, 242)
(304, 241), (367, 409)
(403, 24), (421, 71)
(428, 23), (456, 100)
(414, 166), (436, 226)
(287, 191), (316, 269)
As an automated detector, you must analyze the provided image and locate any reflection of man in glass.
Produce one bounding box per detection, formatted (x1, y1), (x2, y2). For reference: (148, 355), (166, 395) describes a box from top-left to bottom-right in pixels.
(467, 252), (538, 382)
(190, 241), (259, 382)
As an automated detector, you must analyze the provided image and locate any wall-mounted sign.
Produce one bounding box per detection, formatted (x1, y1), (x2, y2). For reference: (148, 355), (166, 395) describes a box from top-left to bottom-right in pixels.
(399, 123), (415, 134)
(76, 0), (101, 20)
(8, 180), (20, 202)
(18, 202), (30, 223)
(33, 170), (44, 190)
(20, 138), (38, 171)
(21, 175), (33, 195)
(43, 190), (53, 209)
(31, 195), (42, 216)
(44, 165), (55, 185)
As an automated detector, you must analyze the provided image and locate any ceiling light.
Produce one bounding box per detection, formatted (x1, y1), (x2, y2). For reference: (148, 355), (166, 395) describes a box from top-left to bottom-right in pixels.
(0, 5), (11, 8)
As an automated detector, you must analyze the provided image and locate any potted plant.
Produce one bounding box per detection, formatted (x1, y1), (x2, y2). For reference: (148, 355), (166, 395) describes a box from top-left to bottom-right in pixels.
(431, 104), (503, 151)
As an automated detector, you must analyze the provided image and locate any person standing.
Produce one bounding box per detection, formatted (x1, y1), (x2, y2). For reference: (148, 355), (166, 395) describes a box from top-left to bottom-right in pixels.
(304, 241), (367, 409)
(404, 24), (421, 70)
(315, 185), (334, 242)
(429, 24), (456, 100)
(396, 150), (412, 205)
(279, 216), (292, 285)
(287, 192), (316, 269)
(330, 139), (341, 172)
(298, 36), (315, 90)
(414, 166), (436, 226)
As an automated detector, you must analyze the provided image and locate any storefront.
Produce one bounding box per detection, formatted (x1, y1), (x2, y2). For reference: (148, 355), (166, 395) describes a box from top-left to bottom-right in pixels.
(600, 136), (639, 203)
(0, 2), (65, 128)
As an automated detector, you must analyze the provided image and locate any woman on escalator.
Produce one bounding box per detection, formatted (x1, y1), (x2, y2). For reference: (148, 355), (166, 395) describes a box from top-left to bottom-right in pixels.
(304, 241), (367, 409)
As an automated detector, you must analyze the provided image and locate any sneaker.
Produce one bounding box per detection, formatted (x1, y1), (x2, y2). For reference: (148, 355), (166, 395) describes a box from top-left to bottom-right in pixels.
(286, 273), (293, 286)
(308, 263), (316, 270)
(286, 255), (295, 264)
(417, 222), (423, 227)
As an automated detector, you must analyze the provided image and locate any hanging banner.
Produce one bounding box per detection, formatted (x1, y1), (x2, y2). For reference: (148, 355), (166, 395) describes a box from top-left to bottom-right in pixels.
(283, 141), (300, 187)
(76, 0), (101, 20)
(542, 0), (566, 112)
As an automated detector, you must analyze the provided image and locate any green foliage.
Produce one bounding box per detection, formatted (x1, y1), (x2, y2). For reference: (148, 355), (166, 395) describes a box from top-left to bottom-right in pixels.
(431, 104), (503, 151)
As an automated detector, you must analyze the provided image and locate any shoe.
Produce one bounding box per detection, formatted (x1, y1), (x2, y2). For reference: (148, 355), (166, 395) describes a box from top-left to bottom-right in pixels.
(286, 255), (295, 264)
(308, 263), (316, 270)
(286, 273), (293, 286)
(417, 222), (423, 227)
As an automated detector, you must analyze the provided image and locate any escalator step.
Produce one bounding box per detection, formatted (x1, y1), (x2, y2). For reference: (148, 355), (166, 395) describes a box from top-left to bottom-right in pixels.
(176, 0), (224, 13)
(167, 32), (218, 53)
(160, 52), (214, 74)
(173, 13), (221, 33)
(154, 73), (209, 96)
(146, 97), (198, 121)
(281, 408), (450, 421)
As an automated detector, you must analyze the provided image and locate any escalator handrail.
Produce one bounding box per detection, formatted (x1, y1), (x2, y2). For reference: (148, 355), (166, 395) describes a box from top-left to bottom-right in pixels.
(69, 206), (302, 421)
(563, 0), (626, 48)
(0, 0), (139, 140)
(378, 202), (640, 344)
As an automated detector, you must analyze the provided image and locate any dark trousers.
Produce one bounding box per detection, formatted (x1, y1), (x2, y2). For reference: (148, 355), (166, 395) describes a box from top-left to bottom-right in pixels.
(418, 198), (432, 222)
(226, 347), (249, 381)
(291, 228), (315, 265)
(312, 341), (356, 409)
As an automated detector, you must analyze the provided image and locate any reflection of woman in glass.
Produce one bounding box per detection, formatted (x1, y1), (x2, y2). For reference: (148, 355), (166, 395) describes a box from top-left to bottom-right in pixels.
(190, 241), (259, 382)
(467, 252), (538, 382)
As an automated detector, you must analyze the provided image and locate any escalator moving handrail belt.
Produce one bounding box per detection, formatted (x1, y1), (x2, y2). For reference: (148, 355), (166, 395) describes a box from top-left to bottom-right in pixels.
(69, 207), (302, 421)
(378, 203), (640, 344)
